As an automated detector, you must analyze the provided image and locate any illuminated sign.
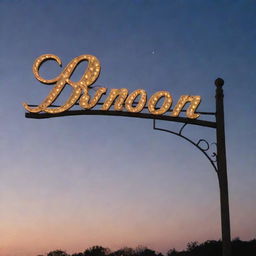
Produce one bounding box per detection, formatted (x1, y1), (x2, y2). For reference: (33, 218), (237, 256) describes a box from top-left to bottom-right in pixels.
(23, 54), (201, 119)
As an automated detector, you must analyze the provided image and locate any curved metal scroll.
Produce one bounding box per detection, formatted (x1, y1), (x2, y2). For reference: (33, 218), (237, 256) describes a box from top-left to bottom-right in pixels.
(153, 119), (218, 173)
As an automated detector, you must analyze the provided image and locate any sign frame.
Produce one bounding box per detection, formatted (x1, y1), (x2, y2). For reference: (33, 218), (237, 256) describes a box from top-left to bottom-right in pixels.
(24, 55), (231, 256)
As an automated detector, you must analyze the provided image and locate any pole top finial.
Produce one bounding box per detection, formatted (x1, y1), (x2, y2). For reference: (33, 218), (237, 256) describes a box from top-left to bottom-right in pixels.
(215, 78), (224, 87)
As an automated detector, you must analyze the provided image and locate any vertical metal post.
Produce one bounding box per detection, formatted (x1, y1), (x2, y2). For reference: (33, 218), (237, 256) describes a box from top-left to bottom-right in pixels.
(215, 78), (231, 256)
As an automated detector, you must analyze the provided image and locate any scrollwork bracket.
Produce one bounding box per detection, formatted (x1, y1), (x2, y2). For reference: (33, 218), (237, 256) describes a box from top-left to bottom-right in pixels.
(153, 119), (218, 173)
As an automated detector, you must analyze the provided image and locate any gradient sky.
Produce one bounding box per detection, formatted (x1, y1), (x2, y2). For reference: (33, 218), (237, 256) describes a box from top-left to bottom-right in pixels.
(0, 1), (255, 256)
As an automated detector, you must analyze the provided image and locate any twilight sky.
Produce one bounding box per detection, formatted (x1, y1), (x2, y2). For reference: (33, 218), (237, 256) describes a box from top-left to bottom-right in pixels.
(0, 1), (255, 256)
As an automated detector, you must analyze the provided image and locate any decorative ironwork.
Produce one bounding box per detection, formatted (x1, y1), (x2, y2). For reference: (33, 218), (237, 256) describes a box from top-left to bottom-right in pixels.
(153, 120), (218, 173)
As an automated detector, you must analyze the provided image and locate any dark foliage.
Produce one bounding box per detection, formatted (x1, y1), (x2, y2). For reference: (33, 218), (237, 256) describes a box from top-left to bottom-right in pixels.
(109, 247), (135, 256)
(83, 246), (110, 256)
(47, 250), (68, 256)
(43, 238), (256, 256)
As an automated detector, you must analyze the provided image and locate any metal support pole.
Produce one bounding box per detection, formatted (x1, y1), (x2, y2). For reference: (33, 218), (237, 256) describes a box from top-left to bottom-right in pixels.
(215, 78), (231, 256)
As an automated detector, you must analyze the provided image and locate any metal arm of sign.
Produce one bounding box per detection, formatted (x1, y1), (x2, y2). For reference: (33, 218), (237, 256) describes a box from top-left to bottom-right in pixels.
(25, 107), (217, 128)
(153, 119), (218, 173)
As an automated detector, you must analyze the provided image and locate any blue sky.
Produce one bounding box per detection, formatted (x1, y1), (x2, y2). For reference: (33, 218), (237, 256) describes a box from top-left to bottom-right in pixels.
(0, 1), (255, 255)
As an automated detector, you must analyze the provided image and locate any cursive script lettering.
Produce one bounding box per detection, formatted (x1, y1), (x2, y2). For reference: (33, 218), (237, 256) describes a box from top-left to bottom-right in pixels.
(23, 54), (201, 119)
(23, 54), (101, 113)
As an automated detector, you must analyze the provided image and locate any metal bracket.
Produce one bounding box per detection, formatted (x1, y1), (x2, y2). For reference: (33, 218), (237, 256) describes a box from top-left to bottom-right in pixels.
(153, 119), (218, 173)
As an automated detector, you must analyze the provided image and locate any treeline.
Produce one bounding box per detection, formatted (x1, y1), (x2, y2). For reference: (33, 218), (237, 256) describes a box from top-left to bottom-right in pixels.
(38, 238), (256, 256)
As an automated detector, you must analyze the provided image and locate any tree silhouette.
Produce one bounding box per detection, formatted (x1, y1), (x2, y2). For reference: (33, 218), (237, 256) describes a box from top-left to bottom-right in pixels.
(109, 247), (135, 256)
(186, 241), (199, 252)
(167, 248), (178, 256)
(47, 250), (68, 256)
(36, 238), (256, 256)
(135, 246), (162, 256)
(84, 246), (110, 256)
